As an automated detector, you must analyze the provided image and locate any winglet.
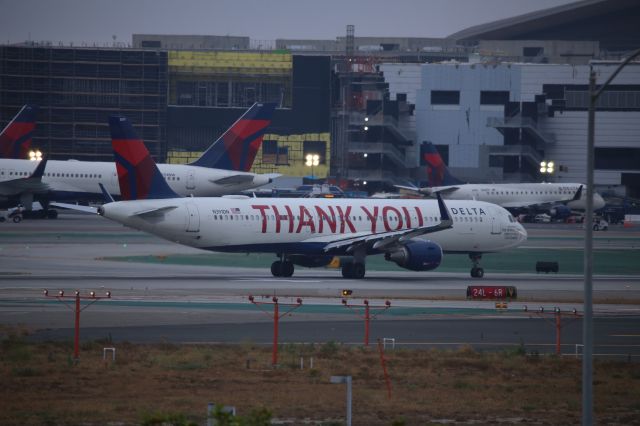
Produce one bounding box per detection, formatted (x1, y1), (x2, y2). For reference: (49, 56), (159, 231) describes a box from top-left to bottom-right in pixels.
(0, 104), (38, 159)
(571, 184), (583, 201)
(29, 155), (47, 179)
(436, 192), (453, 227)
(188, 102), (277, 171)
(98, 183), (115, 203)
(109, 115), (180, 200)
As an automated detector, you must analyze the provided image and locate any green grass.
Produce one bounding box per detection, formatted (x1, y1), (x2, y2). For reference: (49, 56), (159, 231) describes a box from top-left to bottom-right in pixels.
(102, 248), (640, 275)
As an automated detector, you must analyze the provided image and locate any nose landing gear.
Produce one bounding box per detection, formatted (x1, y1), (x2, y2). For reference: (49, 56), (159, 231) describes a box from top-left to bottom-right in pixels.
(469, 253), (484, 278)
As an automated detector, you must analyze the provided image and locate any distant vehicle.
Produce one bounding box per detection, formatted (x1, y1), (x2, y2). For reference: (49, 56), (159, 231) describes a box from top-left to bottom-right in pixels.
(593, 218), (608, 231)
(534, 214), (551, 223)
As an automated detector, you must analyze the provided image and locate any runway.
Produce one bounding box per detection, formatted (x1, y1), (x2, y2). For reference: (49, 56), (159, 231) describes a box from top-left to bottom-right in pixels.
(1, 211), (639, 357)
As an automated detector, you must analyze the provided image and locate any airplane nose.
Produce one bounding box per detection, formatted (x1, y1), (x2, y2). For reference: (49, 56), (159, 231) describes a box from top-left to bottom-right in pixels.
(594, 193), (605, 210)
(517, 223), (528, 243)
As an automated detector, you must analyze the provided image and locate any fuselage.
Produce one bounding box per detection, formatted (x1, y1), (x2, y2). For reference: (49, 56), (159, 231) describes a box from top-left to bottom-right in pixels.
(0, 159), (271, 202)
(430, 183), (605, 211)
(100, 197), (527, 256)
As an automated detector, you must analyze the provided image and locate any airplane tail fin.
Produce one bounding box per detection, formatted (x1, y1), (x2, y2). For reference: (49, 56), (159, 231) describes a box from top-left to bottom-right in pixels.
(109, 116), (179, 200)
(0, 105), (38, 159)
(188, 102), (276, 171)
(420, 142), (464, 187)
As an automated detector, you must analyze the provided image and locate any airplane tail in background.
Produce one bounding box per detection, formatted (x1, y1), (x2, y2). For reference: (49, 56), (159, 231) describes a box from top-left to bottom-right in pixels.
(109, 116), (179, 200)
(0, 105), (37, 159)
(188, 102), (276, 171)
(421, 142), (464, 187)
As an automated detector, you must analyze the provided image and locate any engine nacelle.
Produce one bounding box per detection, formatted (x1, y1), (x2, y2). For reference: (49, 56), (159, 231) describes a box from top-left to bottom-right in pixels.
(384, 240), (443, 271)
(289, 254), (334, 268)
(549, 204), (571, 219)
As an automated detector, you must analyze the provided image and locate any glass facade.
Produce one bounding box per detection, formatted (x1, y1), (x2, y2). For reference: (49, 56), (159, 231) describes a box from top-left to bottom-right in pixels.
(0, 46), (168, 161)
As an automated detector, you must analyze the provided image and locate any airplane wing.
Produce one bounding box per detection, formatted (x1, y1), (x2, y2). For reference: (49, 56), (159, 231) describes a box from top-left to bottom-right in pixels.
(321, 193), (453, 253)
(210, 174), (255, 185)
(50, 202), (99, 214)
(394, 184), (459, 197)
(0, 157), (49, 196)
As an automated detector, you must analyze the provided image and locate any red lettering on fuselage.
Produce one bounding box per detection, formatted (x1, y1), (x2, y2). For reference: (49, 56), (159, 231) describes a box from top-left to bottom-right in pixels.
(401, 206), (412, 228)
(335, 205), (356, 233)
(252, 203), (432, 235)
(361, 206), (378, 233)
(414, 206), (424, 226)
(383, 206), (403, 231)
(284, 205), (294, 233)
(271, 205), (282, 233)
(296, 205), (316, 233)
(315, 205), (337, 233)
(252, 204), (270, 233)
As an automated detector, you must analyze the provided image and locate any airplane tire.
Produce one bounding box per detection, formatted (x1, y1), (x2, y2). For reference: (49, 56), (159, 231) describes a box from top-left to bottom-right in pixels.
(341, 263), (354, 278)
(471, 267), (484, 278)
(352, 263), (365, 279)
(282, 261), (294, 277)
(271, 261), (283, 277)
(47, 209), (58, 219)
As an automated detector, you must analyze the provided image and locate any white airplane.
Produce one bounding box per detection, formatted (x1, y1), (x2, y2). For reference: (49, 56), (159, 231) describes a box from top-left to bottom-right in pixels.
(0, 103), (278, 213)
(397, 142), (605, 216)
(58, 136), (527, 279)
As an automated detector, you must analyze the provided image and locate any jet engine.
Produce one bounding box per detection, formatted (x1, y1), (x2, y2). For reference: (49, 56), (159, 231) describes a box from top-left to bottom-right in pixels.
(549, 204), (571, 219)
(384, 240), (443, 271)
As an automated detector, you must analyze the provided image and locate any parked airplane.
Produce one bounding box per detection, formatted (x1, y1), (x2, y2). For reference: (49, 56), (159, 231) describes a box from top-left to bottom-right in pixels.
(396, 142), (605, 215)
(0, 105), (37, 159)
(0, 156), (48, 210)
(0, 103), (277, 214)
(58, 134), (527, 279)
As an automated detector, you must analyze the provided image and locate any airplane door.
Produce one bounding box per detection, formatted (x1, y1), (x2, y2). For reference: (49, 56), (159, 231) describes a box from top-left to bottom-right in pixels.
(186, 171), (196, 190)
(185, 203), (200, 232)
(491, 216), (502, 235)
(471, 189), (480, 200)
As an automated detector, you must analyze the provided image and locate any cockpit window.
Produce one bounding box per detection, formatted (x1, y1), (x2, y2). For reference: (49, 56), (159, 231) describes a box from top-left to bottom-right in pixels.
(508, 215), (515, 223)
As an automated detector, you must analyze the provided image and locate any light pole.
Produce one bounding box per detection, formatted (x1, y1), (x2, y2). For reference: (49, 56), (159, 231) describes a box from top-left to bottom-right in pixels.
(583, 47), (640, 426)
(305, 153), (319, 181)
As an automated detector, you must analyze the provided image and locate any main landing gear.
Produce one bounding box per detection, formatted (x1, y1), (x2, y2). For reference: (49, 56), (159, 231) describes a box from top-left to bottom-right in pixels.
(469, 253), (484, 278)
(271, 259), (294, 277)
(341, 262), (365, 279)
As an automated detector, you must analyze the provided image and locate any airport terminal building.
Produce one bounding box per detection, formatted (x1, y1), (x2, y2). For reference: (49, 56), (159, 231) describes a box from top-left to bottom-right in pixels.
(1, 0), (639, 196)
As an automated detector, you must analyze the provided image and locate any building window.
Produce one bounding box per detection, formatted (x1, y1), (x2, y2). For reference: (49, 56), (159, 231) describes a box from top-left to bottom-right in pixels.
(523, 47), (543, 57)
(595, 148), (640, 170)
(431, 90), (459, 105)
(262, 140), (288, 165)
(480, 91), (510, 105)
(303, 141), (326, 164)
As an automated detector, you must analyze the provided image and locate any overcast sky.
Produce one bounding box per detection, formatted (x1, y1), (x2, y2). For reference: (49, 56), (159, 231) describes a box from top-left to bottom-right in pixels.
(0, 0), (578, 45)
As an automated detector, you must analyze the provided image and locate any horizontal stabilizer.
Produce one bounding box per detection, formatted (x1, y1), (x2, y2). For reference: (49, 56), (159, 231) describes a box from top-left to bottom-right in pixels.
(51, 202), (98, 214)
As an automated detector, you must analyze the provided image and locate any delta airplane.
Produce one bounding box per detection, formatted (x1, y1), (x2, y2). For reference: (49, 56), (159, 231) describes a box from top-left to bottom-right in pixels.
(58, 121), (527, 279)
(0, 104), (37, 159)
(397, 142), (605, 216)
(0, 103), (278, 213)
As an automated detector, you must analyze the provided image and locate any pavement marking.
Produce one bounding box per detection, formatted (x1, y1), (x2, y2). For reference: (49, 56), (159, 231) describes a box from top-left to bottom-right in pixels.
(610, 334), (640, 337)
